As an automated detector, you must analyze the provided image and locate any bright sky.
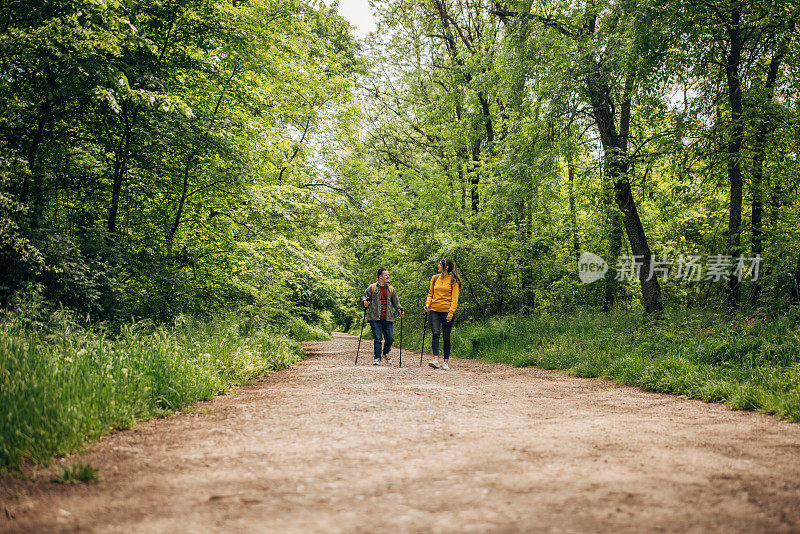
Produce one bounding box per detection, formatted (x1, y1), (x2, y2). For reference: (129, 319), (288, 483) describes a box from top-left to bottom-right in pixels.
(322, 0), (377, 38)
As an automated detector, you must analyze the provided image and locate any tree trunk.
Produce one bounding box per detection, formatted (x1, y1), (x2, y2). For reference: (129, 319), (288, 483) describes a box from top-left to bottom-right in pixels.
(586, 72), (662, 315)
(567, 159), (581, 270)
(614, 176), (662, 314)
(20, 97), (52, 228)
(107, 102), (133, 234)
(725, 7), (744, 307)
(454, 103), (468, 212)
(21, 99), (50, 202)
(470, 139), (480, 212)
(750, 44), (786, 306)
(168, 154), (195, 251)
(792, 248), (800, 305)
(600, 159), (622, 310)
(459, 166), (466, 211)
(477, 92), (495, 149)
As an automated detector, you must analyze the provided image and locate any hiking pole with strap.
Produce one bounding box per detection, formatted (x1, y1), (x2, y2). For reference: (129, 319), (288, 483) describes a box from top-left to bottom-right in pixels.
(420, 310), (428, 367)
(399, 313), (403, 367)
(355, 300), (369, 365)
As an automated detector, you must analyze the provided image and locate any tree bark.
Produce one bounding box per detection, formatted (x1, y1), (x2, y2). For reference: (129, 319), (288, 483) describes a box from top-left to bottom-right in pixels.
(477, 91), (495, 148)
(107, 101), (133, 234)
(792, 248), (800, 305)
(614, 177), (662, 314)
(600, 159), (623, 311)
(470, 139), (480, 212)
(20, 97), (52, 227)
(724, 6), (744, 308)
(567, 159), (581, 270)
(750, 48), (783, 306)
(586, 71), (662, 315)
(168, 154), (194, 251)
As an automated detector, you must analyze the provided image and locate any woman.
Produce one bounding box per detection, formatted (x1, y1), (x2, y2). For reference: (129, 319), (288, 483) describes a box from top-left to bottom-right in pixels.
(424, 258), (461, 369)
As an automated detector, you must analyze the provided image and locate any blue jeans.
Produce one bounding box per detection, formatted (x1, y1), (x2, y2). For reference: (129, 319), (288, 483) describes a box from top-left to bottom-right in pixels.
(370, 320), (394, 360)
(429, 311), (453, 359)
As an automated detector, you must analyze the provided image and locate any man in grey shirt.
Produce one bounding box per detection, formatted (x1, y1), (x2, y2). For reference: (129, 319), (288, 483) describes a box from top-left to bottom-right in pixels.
(362, 268), (404, 365)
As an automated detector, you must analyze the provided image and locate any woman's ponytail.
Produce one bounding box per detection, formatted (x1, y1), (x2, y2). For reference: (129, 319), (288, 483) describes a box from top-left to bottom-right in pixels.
(441, 258), (461, 287)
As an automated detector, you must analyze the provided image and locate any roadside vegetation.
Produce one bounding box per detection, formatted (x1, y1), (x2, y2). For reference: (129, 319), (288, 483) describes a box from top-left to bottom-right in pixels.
(52, 461), (102, 485)
(387, 308), (800, 422)
(468, 311), (800, 421)
(0, 308), (317, 472)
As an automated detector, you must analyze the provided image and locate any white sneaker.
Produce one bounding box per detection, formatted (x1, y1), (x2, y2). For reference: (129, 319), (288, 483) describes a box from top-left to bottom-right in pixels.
(442, 361), (449, 370)
(384, 355), (392, 365)
(373, 359), (380, 365)
(428, 359), (440, 369)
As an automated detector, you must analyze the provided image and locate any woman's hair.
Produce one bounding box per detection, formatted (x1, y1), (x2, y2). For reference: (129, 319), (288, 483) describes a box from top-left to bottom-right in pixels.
(377, 267), (388, 278)
(440, 258), (461, 286)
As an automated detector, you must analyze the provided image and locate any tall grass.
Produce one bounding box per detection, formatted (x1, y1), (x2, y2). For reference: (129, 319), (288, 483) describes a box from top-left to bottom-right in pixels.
(286, 316), (332, 342)
(0, 313), (305, 472)
(448, 308), (800, 421)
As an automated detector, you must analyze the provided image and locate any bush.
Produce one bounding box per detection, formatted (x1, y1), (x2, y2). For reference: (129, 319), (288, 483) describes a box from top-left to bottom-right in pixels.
(1, 228), (123, 321)
(285, 316), (331, 342)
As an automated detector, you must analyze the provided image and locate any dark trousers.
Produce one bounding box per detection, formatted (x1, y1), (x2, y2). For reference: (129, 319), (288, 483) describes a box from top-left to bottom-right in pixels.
(429, 311), (453, 359)
(370, 320), (394, 360)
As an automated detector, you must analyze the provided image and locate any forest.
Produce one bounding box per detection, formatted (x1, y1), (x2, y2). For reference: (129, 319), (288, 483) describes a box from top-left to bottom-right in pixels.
(1, 0), (800, 470)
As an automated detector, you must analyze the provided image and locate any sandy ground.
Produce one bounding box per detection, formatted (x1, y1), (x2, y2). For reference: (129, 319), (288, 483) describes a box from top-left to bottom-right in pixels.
(2, 332), (800, 533)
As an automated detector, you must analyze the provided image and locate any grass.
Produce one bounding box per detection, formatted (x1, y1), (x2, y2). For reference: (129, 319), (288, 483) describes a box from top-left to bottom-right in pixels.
(0, 313), (306, 472)
(52, 461), (101, 484)
(287, 316), (332, 342)
(444, 308), (800, 421)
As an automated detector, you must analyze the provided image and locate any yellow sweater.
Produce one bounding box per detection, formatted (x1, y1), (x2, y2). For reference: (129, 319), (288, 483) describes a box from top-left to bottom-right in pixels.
(426, 274), (460, 315)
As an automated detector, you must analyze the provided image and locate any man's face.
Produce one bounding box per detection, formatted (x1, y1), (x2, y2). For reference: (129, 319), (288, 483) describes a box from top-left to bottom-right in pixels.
(379, 270), (390, 284)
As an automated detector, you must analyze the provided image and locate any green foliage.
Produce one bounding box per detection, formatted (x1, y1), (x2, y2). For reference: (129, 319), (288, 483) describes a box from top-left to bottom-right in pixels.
(52, 461), (101, 484)
(452, 309), (800, 421)
(0, 0), (361, 328)
(0, 312), (303, 472)
(2, 0), (800, 471)
(4, 229), (123, 320)
(344, 0), (800, 317)
(286, 316), (332, 342)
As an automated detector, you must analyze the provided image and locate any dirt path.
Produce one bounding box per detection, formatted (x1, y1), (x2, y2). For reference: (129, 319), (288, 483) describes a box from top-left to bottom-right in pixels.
(2, 332), (800, 533)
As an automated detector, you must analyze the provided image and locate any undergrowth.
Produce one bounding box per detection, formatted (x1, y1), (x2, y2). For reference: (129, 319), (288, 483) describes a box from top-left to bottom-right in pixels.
(52, 461), (101, 484)
(0, 312), (307, 472)
(448, 308), (800, 421)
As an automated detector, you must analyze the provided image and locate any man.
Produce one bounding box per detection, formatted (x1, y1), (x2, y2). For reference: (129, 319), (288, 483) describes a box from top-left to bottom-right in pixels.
(362, 268), (404, 365)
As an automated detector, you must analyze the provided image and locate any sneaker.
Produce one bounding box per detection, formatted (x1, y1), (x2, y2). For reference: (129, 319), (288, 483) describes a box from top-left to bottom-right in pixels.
(384, 355), (392, 365)
(442, 361), (449, 370)
(428, 359), (440, 369)
(373, 359), (380, 365)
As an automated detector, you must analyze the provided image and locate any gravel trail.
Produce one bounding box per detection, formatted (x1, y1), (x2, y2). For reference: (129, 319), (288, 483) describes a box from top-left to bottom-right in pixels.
(2, 332), (800, 533)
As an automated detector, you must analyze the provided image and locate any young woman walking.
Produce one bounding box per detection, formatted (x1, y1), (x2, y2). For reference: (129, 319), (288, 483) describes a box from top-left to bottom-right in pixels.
(424, 258), (461, 369)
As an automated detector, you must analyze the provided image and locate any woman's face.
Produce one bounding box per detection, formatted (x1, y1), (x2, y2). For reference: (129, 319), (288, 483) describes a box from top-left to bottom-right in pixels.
(437, 262), (443, 273)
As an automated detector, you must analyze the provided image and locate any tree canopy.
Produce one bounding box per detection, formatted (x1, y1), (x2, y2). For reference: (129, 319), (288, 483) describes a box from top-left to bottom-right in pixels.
(1, 0), (799, 328)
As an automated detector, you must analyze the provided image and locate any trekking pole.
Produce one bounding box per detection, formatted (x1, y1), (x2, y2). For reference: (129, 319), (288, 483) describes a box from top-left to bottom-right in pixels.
(420, 310), (428, 367)
(399, 313), (403, 367)
(355, 302), (368, 366)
